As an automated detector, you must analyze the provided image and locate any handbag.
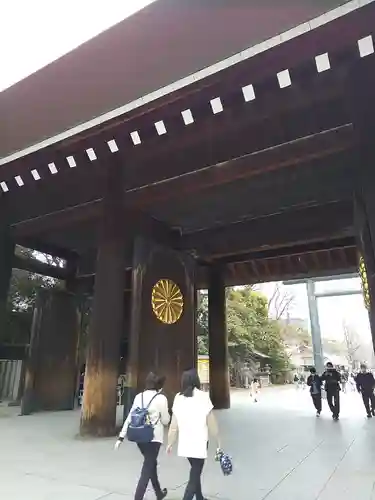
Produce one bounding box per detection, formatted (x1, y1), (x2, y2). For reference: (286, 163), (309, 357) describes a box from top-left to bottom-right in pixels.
(215, 448), (233, 476)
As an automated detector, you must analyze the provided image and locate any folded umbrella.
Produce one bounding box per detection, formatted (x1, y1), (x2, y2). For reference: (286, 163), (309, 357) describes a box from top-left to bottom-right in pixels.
(215, 449), (233, 476)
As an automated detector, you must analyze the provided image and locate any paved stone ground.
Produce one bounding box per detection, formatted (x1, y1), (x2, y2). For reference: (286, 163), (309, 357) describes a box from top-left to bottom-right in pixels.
(1, 386), (375, 500)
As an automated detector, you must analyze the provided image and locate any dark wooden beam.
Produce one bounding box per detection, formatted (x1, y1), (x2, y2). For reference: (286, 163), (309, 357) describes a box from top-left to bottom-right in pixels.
(6, 72), (348, 225)
(0, 345), (28, 361)
(197, 263), (358, 289)
(75, 240), (358, 292)
(122, 70), (349, 190)
(126, 125), (354, 208)
(225, 263), (358, 287)
(11, 200), (101, 239)
(196, 245), (358, 288)
(183, 201), (354, 260)
(11, 200), (178, 246)
(13, 254), (69, 280)
(7, 94), (345, 229)
(212, 236), (357, 266)
(75, 269), (132, 293)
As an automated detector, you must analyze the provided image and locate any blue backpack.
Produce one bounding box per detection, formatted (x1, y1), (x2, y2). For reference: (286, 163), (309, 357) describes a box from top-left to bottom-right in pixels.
(126, 392), (160, 443)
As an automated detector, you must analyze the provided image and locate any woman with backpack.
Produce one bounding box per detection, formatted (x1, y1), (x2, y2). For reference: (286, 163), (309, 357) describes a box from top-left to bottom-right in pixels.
(115, 372), (170, 500)
(167, 368), (221, 500)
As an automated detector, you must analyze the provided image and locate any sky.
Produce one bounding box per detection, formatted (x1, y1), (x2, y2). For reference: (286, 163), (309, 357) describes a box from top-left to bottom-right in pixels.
(0, 0), (157, 91)
(258, 278), (372, 345)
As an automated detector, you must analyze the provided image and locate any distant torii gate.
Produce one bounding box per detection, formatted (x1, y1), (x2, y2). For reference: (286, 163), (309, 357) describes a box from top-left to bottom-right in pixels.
(284, 273), (363, 374)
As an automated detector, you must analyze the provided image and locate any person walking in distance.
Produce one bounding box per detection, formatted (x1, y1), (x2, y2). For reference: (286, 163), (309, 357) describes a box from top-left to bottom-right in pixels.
(341, 370), (348, 393)
(115, 372), (170, 500)
(250, 377), (260, 403)
(167, 368), (221, 500)
(307, 367), (322, 417)
(356, 364), (375, 418)
(321, 362), (341, 420)
(349, 372), (357, 392)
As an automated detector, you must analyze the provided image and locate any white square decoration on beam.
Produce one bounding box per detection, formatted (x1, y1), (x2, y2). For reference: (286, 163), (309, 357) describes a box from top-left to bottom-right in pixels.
(181, 109), (194, 125)
(107, 139), (119, 153)
(277, 69), (291, 88)
(130, 131), (141, 145)
(358, 35), (374, 58)
(31, 169), (41, 180)
(210, 97), (223, 114)
(66, 156), (77, 168)
(48, 162), (58, 174)
(86, 148), (97, 161)
(155, 120), (167, 135)
(15, 175), (24, 187)
(242, 84), (256, 102)
(315, 53), (331, 73)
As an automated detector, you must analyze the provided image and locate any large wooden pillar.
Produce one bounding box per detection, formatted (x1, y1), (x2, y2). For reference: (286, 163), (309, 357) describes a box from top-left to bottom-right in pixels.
(208, 265), (230, 409)
(348, 55), (375, 350)
(80, 162), (126, 436)
(121, 290), (132, 363)
(128, 237), (196, 405)
(0, 219), (14, 333)
(21, 290), (79, 414)
(65, 256), (79, 292)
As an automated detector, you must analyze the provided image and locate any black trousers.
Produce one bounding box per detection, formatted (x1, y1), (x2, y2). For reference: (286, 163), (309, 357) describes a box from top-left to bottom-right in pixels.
(326, 390), (340, 417)
(135, 442), (163, 500)
(182, 458), (205, 500)
(361, 391), (375, 415)
(311, 393), (322, 413)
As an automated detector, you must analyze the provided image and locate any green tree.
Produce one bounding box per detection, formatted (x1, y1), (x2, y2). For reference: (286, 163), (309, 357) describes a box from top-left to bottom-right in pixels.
(227, 287), (289, 372)
(197, 292), (209, 355)
(197, 286), (290, 374)
(8, 269), (56, 313)
(1, 247), (61, 345)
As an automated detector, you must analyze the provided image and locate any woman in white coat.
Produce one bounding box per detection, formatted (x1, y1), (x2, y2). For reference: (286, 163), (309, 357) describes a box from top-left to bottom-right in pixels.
(167, 369), (220, 500)
(115, 372), (170, 500)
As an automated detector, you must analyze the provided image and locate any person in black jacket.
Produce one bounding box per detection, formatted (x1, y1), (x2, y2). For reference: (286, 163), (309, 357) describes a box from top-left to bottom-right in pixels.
(307, 367), (322, 416)
(356, 364), (375, 418)
(321, 362), (341, 420)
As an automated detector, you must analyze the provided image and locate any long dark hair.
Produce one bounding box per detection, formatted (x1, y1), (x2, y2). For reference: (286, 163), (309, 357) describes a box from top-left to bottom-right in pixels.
(180, 368), (201, 397)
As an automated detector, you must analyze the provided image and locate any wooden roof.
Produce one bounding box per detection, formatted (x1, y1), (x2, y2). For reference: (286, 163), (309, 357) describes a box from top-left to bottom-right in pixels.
(1, 0), (363, 162)
(2, 1), (374, 286)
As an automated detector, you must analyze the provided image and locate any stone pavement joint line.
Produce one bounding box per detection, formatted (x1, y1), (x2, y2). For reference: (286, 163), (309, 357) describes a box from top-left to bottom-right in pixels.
(261, 439), (326, 500)
(315, 437), (357, 499)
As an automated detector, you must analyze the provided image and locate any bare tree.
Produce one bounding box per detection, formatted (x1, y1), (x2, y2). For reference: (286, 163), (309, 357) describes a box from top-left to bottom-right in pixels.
(342, 321), (361, 370)
(268, 283), (295, 320)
